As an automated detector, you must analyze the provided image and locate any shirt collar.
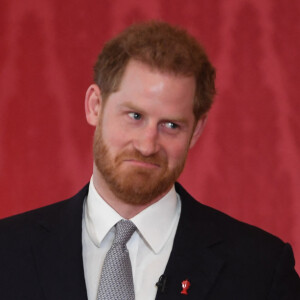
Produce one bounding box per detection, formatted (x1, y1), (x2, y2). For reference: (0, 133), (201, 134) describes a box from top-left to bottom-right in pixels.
(84, 177), (181, 254)
(84, 178), (122, 247)
(131, 187), (180, 254)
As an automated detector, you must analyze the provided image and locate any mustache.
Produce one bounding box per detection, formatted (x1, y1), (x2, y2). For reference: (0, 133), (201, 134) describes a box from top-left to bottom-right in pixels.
(115, 149), (166, 166)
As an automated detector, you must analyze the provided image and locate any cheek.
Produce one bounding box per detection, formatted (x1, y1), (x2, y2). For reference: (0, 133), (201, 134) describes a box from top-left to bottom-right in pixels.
(164, 141), (190, 166)
(101, 113), (133, 146)
(102, 124), (131, 153)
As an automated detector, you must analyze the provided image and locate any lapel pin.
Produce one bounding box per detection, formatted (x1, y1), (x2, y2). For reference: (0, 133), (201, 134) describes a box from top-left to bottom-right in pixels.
(181, 279), (191, 295)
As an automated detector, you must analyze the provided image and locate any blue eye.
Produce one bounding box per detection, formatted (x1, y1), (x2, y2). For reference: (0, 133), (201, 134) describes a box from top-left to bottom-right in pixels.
(165, 122), (178, 129)
(128, 112), (141, 120)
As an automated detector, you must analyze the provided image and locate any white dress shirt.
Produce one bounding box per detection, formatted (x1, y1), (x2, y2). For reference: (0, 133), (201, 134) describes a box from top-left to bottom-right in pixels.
(82, 178), (181, 300)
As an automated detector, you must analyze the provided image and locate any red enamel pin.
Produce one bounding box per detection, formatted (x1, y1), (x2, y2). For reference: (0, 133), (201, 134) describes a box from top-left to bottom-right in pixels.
(181, 279), (191, 295)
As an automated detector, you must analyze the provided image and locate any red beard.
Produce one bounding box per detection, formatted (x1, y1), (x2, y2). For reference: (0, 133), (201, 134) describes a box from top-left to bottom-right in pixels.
(93, 124), (187, 205)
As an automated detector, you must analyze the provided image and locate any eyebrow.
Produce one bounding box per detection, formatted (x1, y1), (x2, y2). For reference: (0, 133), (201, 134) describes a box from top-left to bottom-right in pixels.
(120, 101), (189, 125)
(120, 101), (146, 114)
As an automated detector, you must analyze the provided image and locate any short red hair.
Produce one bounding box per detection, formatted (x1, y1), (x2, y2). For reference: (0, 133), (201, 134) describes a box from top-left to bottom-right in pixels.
(94, 21), (216, 120)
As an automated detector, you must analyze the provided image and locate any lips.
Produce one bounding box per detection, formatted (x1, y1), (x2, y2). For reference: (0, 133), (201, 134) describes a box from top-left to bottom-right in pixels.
(116, 150), (167, 169)
(123, 159), (160, 168)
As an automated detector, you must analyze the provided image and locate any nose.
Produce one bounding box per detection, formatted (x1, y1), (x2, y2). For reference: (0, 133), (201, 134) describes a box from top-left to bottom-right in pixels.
(133, 125), (160, 156)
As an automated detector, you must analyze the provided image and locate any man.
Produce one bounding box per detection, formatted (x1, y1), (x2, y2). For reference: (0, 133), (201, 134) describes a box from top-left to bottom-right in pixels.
(0, 21), (299, 300)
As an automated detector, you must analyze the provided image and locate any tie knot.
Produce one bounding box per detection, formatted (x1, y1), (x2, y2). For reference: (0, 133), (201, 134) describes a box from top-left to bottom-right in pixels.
(113, 219), (136, 246)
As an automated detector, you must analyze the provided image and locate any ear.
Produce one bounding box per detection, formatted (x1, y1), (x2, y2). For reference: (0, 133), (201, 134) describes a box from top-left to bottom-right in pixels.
(85, 84), (102, 126)
(189, 115), (207, 148)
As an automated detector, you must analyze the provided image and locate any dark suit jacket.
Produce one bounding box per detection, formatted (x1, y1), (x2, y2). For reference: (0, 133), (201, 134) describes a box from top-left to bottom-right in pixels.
(0, 183), (299, 300)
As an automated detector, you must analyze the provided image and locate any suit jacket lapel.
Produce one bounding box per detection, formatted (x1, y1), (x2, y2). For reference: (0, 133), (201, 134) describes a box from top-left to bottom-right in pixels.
(156, 183), (225, 300)
(29, 182), (224, 300)
(31, 185), (89, 300)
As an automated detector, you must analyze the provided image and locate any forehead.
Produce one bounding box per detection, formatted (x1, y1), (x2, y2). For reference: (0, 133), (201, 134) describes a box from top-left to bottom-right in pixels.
(116, 60), (196, 114)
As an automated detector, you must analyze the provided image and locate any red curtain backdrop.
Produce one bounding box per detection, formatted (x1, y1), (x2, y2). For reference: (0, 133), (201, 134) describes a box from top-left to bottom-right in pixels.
(1, 0), (299, 273)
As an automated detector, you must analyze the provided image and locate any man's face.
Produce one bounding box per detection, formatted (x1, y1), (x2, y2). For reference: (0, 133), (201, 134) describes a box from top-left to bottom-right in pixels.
(92, 60), (204, 205)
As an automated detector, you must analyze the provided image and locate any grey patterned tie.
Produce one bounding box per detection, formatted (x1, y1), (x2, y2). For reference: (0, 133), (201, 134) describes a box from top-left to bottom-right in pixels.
(97, 219), (136, 300)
